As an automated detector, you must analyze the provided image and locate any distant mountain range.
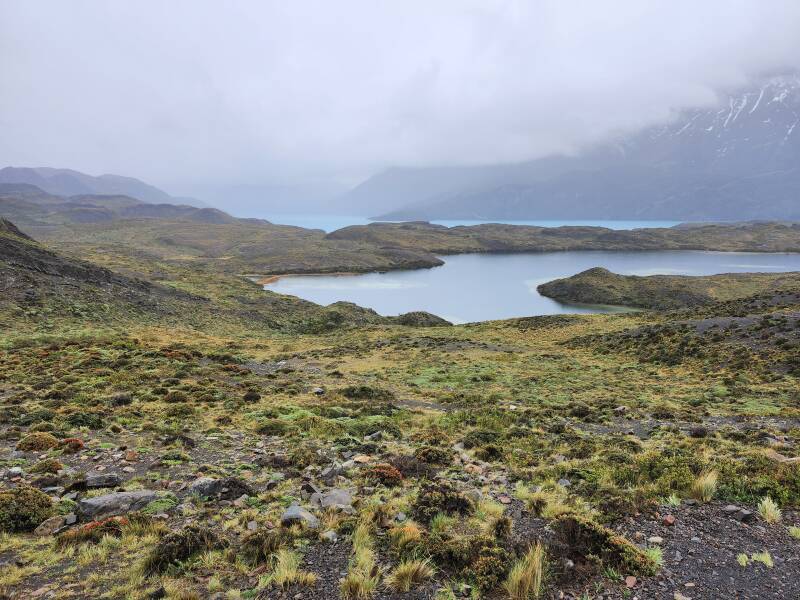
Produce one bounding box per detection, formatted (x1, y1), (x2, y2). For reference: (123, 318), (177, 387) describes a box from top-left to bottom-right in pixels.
(0, 167), (206, 207)
(0, 183), (236, 226)
(344, 73), (800, 221)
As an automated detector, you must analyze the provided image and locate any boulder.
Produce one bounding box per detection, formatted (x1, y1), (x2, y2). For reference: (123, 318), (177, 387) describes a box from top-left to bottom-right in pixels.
(79, 490), (157, 519)
(86, 473), (123, 489)
(188, 477), (255, 500)
(34, 515), (65, 536)
(281, 503), (319, 529)
(310, 489), (353, 512)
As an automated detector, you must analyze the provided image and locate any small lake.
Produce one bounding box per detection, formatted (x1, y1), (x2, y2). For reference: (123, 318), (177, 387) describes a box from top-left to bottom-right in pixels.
(262, 214), (681, 233)
(266, 251), (800, 323)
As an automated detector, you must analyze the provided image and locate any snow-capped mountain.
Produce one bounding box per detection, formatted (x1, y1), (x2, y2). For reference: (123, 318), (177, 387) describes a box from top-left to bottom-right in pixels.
(368, 73), (800, 221)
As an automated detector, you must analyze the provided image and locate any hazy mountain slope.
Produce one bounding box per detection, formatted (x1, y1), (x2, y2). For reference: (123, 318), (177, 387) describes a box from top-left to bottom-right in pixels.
(0, 167), (207, 207)
(0, 184), (233, 226)
(369, 73), (800, 221)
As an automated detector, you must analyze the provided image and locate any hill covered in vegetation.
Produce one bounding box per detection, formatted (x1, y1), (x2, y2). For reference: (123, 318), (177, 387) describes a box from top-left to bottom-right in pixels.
(538, 267), (800, 310)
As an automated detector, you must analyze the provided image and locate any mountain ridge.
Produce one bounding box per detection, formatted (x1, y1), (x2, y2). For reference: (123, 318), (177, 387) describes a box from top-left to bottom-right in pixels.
(0, 166), (207, 207)
(360, 73), (800, 221)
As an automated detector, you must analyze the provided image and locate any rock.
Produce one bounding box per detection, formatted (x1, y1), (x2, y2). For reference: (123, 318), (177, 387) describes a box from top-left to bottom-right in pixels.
(34, 515), (65, 536)
(320, 464), (343, 484)
(300, 481), (322, 497)
(557, 478), (571, 488)
(663, 514), (676, 526)
(674, 593), (692, 600)
(124, 450), (139, 462)
(8, 467), (23, 477)
(614, 406), (628, 415)
(647, 536), (664, 545)
(311, 489), (353, 512)
(625, 576), (637, 588)
(364, 431), (382, 442)
(64, 513), (77, 525)
(320, 530), (338, 542)
(464, 489), (483, 504)
(352, 455), (371, 464)
(722, 504), (741, 514)
(85, 473), (123, 489)
(498, 494), (512, 505)
(464, 464), (483, 475)
(247, 520), (258, 531)
(281, 503), (319, 529)
(79, 490), (157, 518)
(188, 477), (255, 500)
(312, 387), (325, 396)
(734, 509), (755, 523)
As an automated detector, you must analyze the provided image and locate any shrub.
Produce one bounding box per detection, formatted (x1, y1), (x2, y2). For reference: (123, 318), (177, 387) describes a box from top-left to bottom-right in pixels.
(366, 463), (403, 487)
(163, 390), (188, 403)
(554, 514), (657, 576)
(387, 454), (435, 479)
(412, 482), (472, 525)
(339, 385), (395, 402)
(413, 445), (452, 465)
(16, 432), (59, 451)
(65, 411), (104, 429)
(255, 418), (295, 437)
(243, 390), (261, 402)
(56, 516), (128, 548)
(0, 486), (55, 532)
(29, 458), (64, 474)
(462, 429), (500, 449)
(141, 524), (224, 576)
(475, 444), (503, 462)
(240, 529), (289, 566)
(60, 437), (85, 453)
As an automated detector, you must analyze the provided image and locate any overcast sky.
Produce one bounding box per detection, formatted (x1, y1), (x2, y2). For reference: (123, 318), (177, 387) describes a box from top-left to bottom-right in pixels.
(1, 0), (799, 193)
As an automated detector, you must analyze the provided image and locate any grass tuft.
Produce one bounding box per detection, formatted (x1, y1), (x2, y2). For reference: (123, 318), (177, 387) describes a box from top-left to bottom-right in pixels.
(504, 542), (547, 600)
(757, 496), (781, 524)
(385, 558), (435, 592)
(690, 471), (718, 503)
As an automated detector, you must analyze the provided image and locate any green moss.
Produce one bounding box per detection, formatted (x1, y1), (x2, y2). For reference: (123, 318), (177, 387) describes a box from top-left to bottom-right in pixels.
(16, 432), (59, 451)
(0, 486), (55, 532)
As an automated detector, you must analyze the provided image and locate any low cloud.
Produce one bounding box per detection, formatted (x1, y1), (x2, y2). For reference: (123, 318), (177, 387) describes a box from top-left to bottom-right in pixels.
(1, 1), (799, 191)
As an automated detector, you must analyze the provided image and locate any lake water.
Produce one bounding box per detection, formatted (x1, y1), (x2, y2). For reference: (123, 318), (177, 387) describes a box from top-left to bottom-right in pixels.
(266, 251), (800, 323)
(265, 213), (681, 232)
